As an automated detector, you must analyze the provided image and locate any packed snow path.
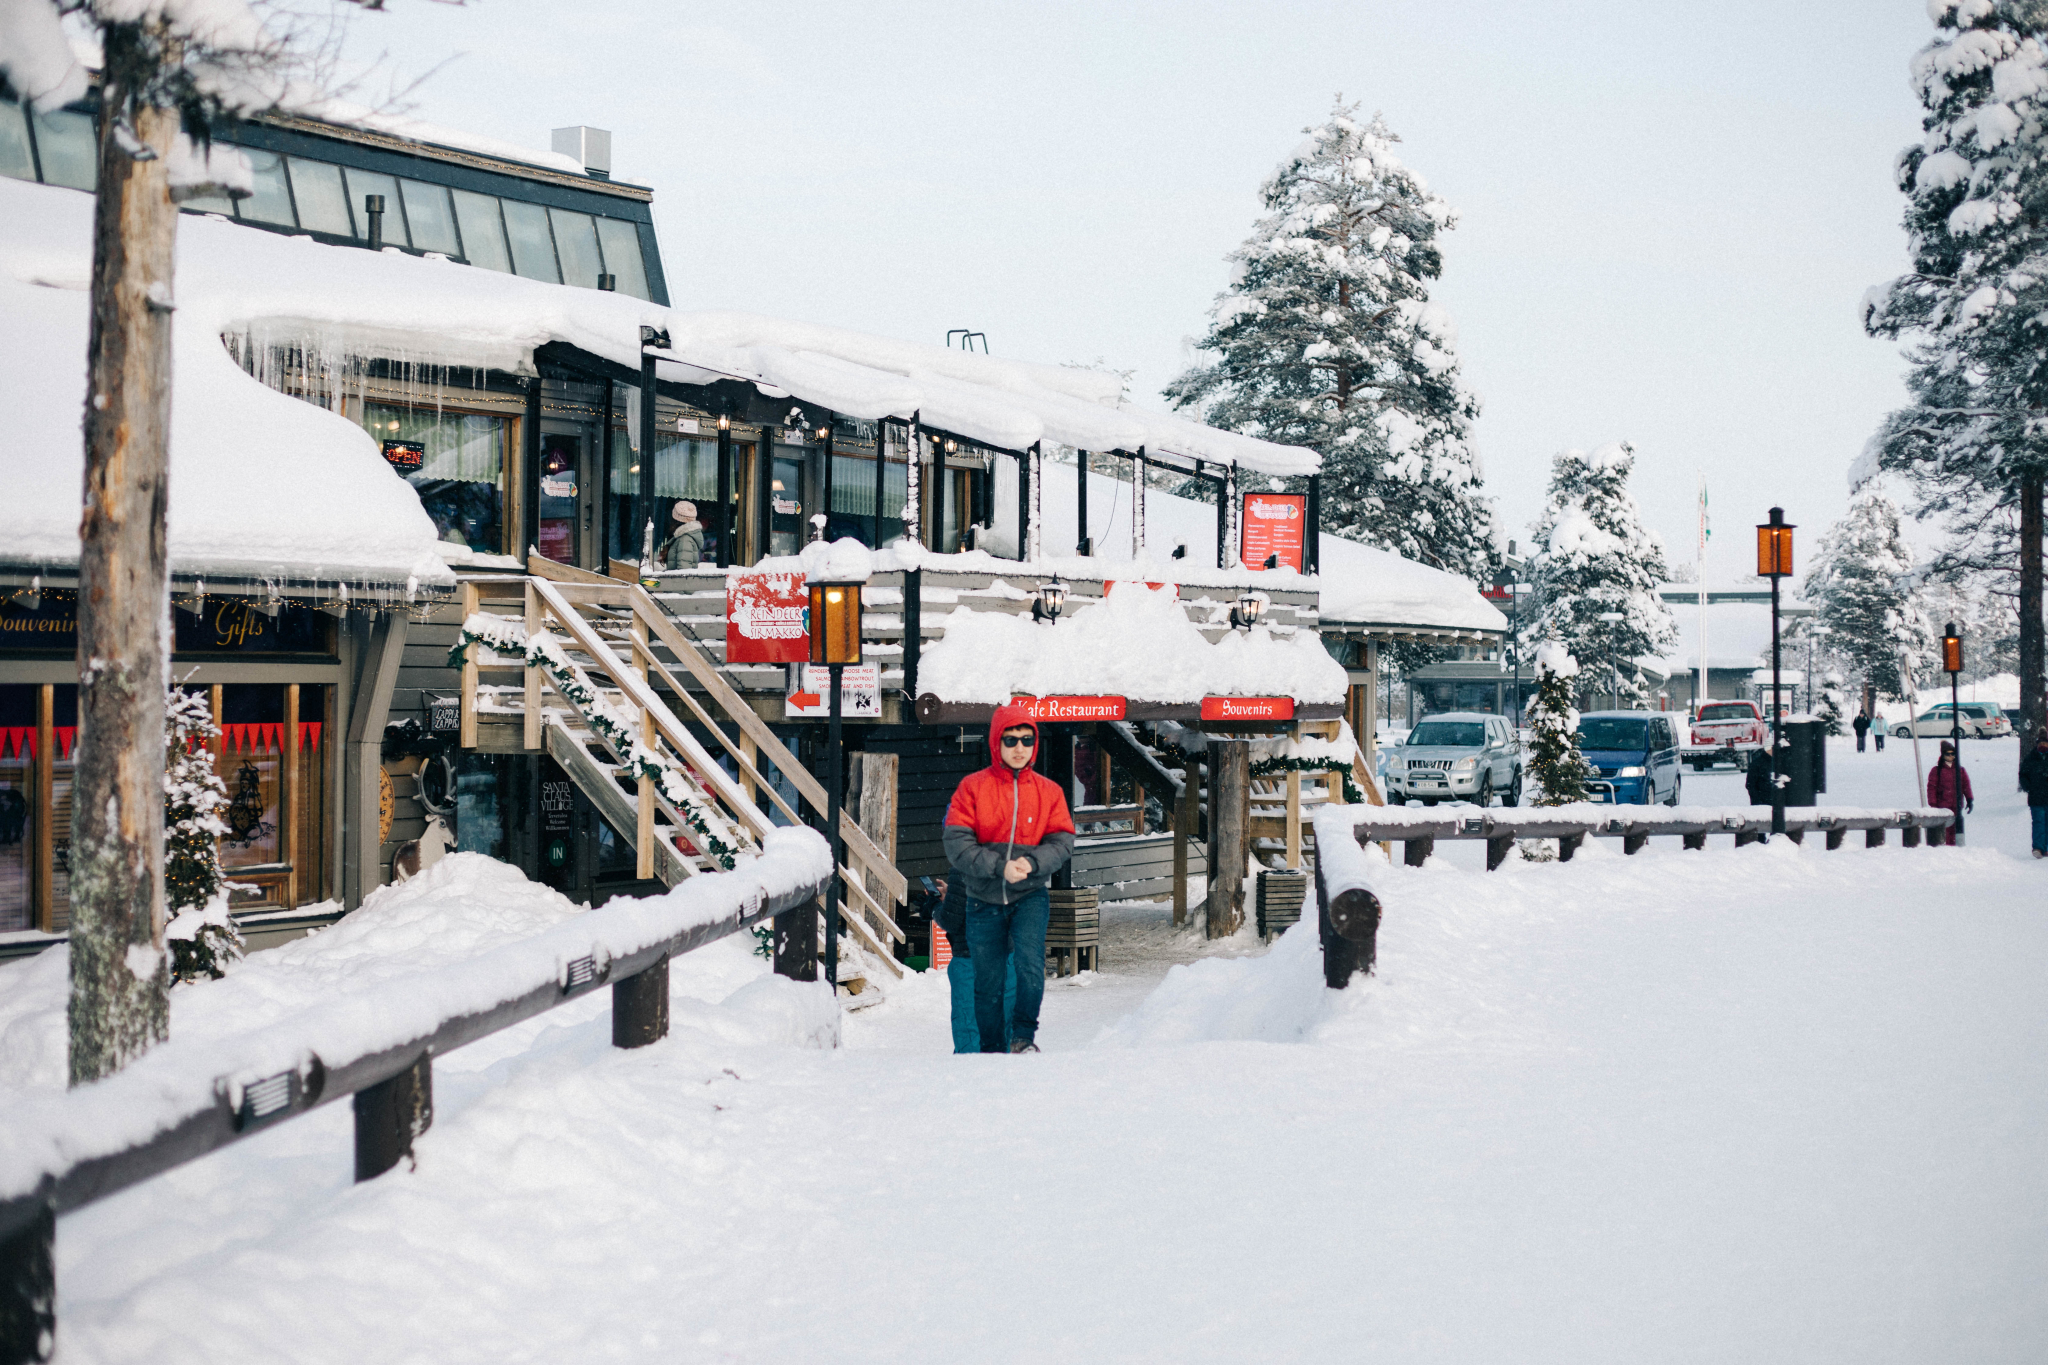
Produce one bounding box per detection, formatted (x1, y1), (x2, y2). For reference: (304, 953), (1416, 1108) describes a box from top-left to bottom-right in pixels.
(2, 737), (2044, 1362)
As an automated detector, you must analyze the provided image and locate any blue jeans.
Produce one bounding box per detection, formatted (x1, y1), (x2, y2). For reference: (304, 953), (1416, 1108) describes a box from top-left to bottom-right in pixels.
(2033, 807), (2047, 854)
(966, 890), (1048, 1052)
(948, 954), (1017, 1054)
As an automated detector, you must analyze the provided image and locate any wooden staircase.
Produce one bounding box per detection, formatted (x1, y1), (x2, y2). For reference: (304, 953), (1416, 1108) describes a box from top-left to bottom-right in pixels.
(456, 556), (909, 981)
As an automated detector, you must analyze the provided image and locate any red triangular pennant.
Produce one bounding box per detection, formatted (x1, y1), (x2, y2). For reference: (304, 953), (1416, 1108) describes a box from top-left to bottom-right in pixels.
(55, 727), (75, 760)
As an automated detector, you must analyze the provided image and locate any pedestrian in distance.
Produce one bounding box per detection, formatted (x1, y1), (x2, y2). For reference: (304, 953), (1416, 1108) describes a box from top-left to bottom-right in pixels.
(942, 702), (1076, 1054)
(1873, 716), (1886, 751)
(1852, 711), (1870, 753)
(2020, 731), (2048, 859)
(1928, 740), (1974, 847)
(929, 875), (1017, 1053)
(1744, 745), (1774, 807)
(657, 501), (704, 569)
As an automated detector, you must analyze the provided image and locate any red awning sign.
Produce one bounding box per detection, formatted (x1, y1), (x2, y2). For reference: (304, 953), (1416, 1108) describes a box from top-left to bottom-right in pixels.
(1200, 696), (1294, 721)
(1009, 695), (1127, 722)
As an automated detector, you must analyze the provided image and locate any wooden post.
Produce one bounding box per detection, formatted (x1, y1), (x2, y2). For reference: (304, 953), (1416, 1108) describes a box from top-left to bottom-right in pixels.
(1172, 758), (1194, 927)
(1204, 738), (1249, 938)
(1486, 833), (1514, 870)
(1866, 827), (1886, 849)
(1403, 836), (1432, 867)
(773, 899), (819, 981)
(68, 51), (186, 1084)
(1735, 830), (1764, 848)
(1623, 832), (1648, 856)
(353, 1051), (432, 1182)
(1825, 828), (1845, 851)
(612, 955), (670, 1048)
(738, 732), (759, 804)
(1683, 831), (1706, 850)
(0, 1200), (55, 1365)
(282, 684), (299, 909)
(1902, 823), (1922, 848)
(458, 581), (479, 749)
(33, 687), (52, 934)
(856, 751), (899, 935)
(1284, 769), (1302, 869)
(1315, 853), (1380, 989)
(1558, 832), (1584, 861)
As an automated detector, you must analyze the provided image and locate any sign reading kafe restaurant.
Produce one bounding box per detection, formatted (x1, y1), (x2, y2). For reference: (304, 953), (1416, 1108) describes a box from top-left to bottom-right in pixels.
(1240, 492), (1307, 572)
(1200, 695), (1295, 722)
(1008, 695), (1127, 722)
(725, 568), (809, 663)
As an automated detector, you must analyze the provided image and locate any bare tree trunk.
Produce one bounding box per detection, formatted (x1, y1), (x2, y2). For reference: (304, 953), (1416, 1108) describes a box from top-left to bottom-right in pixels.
(68, 28), (179, 1085)
(2020, 471), (2043, 746)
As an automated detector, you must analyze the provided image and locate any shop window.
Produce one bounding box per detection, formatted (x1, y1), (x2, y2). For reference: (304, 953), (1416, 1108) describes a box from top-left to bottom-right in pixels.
(239, 148), (297, 226)
(827, 453), (906, 548)
(502, 199), (560, 282)
(361, 401), (507, 554)
(288, 157), (353, 235)
(0, 99), (34, 181)
(29, 106), (94, 190)
(594, 217), (649, 299)
(549, 207), (604, 290)
(609, 431), (721, 564)
(173, 683), (328, 911)
(0, 684), (76, 934)
(451, 188), (511, 272)
(401, 178), (460, 256)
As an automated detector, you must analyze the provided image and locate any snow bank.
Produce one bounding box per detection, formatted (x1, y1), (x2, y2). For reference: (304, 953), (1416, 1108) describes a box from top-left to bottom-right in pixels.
(916, 581), (1348, 704)
(1095, 918), (1341, 1046)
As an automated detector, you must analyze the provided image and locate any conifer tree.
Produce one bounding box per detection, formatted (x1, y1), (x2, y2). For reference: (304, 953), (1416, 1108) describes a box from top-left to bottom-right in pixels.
(1526, 643), (1592, 805)
(1522, 443), (1677, 707)
(163, 688), (242, 983)
(1863, 0), (2048, 741)
(1803, 491), (1937, 701)
(1166, 98), (1494, 581)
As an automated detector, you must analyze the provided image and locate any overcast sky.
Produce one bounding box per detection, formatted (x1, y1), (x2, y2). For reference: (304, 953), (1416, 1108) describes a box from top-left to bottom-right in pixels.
(337, 1), (1935, 580)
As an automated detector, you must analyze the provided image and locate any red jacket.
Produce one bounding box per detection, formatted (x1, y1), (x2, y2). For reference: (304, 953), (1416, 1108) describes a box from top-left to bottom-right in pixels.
(1928, 762), (1973, 809)
(942, 701), (1077, 904)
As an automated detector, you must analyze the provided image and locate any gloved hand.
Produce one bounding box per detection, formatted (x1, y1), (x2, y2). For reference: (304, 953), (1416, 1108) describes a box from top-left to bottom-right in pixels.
(1967, 799), (1975, 813)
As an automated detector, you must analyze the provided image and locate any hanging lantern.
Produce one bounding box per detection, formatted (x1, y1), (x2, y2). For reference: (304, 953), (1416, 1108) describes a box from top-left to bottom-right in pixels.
(1942, 621), (1964, 675)
(1032, 577), (1067, 623)
(808, 580), (863, 666)
(1756, 506), (1795, 578)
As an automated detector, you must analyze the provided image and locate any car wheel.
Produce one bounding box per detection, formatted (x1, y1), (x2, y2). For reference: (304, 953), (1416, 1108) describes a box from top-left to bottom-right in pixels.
(1507, 770), (1523, 807)
(1477, 774), (1493, 808)
(1666, 774), (1681, 807)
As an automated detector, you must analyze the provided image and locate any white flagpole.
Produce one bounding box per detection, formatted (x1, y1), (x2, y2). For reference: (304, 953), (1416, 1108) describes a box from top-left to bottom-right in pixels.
(1697, 476), (1709, 708)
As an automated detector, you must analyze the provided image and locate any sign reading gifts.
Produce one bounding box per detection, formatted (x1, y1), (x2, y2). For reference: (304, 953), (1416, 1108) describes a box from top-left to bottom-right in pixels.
(1200, 696), (1294, 722)
(1008, 695), (1127, 722)
(726, 568), (809, 663)
(1239, 492), (1307, 572)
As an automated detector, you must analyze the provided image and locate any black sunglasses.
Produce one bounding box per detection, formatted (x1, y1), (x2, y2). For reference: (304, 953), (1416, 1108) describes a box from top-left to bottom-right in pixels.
(1001, 734), (1036, 748)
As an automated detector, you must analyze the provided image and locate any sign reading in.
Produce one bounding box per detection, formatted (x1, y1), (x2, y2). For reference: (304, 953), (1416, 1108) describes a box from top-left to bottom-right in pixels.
(786, 664), (881, 718)
(380, 439), (425, 474)
(726, 569), (810, 663)
(1200, 695), (1295, 722)
(1240, 492), (1307, 572)
(1009, 695), (1127, 722)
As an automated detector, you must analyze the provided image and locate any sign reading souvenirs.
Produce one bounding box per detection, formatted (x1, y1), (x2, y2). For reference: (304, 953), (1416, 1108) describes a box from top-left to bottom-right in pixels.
(380, 439), (426, 474)
(1240, 492), (1307, 572)
(726, 568), (810, 663)
(785, 664), (881, 718)
(1200, 695), (1295, 722)
(1008, 695), (1127, 722)
(3, 593), (329, 655)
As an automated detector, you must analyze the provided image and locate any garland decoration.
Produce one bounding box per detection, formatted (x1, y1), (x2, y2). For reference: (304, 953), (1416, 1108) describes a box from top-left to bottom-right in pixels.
(1149, 739), (1367, 806)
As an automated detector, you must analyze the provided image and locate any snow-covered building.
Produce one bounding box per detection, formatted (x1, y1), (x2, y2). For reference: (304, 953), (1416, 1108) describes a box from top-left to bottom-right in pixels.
(0, 89), (1501, 949)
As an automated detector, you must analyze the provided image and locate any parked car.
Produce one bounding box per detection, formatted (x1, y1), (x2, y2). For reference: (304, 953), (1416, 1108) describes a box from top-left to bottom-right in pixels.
(1385, 712), (1522, 806)
(1683, 699), (1766, 770)
(1576, 711), (1684, 805)
(1893, 702), (2011, 739)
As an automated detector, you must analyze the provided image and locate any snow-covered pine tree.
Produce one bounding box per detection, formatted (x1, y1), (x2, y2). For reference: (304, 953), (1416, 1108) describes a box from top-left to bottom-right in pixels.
(1521, 443), (1678, 708)
(1166, 98), (1494, 583)
(1863, 0), (2048, 742)
(1818, 671), (1847, 736)
(163, 688), (242, 983)
(1526, 643), (1592, 806)
(1802, 490), (1937, 701)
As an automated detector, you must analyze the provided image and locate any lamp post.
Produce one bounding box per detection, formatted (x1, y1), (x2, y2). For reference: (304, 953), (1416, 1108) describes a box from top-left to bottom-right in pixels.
(1943, 620), (1965, 845)
(1757, 508), (1795, 836)
(809, 576), (863, 992)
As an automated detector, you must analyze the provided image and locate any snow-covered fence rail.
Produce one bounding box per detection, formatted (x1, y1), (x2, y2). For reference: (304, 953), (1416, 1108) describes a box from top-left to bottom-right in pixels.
(0, 829), (834, 1363)
(1311, 806), (1385, 989)
(1332, 804), (1958, 870)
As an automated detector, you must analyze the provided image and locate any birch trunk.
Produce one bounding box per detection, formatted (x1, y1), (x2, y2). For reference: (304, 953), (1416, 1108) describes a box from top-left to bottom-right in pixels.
(68, 29), (179, 1085)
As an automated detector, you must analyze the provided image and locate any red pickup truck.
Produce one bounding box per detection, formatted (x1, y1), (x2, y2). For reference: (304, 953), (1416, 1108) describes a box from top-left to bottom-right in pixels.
(1683, 700), (1767, 770)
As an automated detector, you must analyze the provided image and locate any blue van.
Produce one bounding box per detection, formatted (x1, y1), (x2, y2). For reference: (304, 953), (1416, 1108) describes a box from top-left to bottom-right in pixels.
(1575, 711), (1683, 805)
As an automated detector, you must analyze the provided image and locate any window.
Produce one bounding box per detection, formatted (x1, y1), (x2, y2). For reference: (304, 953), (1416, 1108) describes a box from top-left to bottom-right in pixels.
(501, 199), (559, 281)
(828, 453), (906, 547)
(0, 100), (33, 180)
(594, 217), (649, 299)
(343, 168), (404, 243)
(289, 158), (353, 236)
(361, 402), (507, 554)
(400, 178), (460, 255)
(30, 106), (94, 190)
(451, 189), (511, 272)
(549, 208), (604, 290)
(1407, 721), (1485, 748)
(239, 148), (297, 226)
(1577, 717), (1649, 751)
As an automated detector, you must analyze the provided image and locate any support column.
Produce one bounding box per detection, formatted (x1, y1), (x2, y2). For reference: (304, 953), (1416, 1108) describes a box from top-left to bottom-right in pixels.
(638, 352), (657, 568)
(717, 418), (734, 567)
(1076, 449), (1090, 555)
(1220, 464), (1239, 569)
(1205, 738), (1249, 938)
(1172, 757), (1195, 928)
(1026, 442), (1042, 561)
(903, 413), (923, 548)
(1131, 447), (1147, 559)
(354, 1052), (432, 1182)
(871, 420), (887, 550)
(343, 613), (408, 909)
(612, 955), (670, 1048)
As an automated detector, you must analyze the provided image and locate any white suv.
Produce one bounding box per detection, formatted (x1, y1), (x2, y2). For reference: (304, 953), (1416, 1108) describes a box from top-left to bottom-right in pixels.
(1385, 713), (1523, 806)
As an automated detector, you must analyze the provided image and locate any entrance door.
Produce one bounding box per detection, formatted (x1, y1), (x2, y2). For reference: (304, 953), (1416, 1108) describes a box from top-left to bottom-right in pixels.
(537, 425), (601, 568)
(770, 452), (805, 556)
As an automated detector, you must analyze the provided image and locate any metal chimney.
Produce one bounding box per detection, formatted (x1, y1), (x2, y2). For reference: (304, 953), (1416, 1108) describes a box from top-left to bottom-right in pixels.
(551, 126), (612, 179)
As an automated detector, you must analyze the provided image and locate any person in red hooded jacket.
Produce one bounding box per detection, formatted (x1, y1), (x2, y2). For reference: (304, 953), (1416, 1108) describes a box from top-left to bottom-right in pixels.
(942, 702), (1076, 1053)
(1927, 740), (1973, 846)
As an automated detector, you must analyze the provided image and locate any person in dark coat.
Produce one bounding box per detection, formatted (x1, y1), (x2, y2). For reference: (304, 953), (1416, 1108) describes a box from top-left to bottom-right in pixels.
(1927, 740), (1974, 847)
(1852, 711), (1871, 752)
(2019, 731), (2048, 858)
(1744, 746), (1775, 806)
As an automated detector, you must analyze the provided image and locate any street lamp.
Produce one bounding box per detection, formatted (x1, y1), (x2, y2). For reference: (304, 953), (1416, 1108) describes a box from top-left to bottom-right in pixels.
(1943, 620), (1965, 845)
(1032, 577), (1067, 623)
(809, 577), (863, 993)
(1757, 507), (1795, 836)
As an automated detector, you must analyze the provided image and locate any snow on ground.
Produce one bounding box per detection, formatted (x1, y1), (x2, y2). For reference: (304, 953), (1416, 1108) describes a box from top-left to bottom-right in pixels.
(8, 734), (2048, 1362)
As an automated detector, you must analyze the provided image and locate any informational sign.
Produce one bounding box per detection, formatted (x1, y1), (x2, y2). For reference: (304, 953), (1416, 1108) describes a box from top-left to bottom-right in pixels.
(676, 416), (701, 434)
(428, 695), (461, 733)
(541, 475), (577, 499)
(380, 439), (425, 474)
(726, 568), (810, 663)
(1008, 695), (1127, 722)
(1240, 492), (1307, 572)
(1200, 696), (1295, 722)
(786, 664), (881, 718)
